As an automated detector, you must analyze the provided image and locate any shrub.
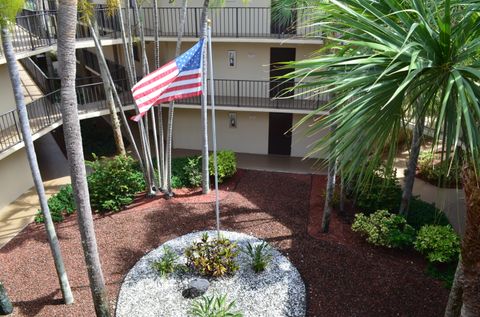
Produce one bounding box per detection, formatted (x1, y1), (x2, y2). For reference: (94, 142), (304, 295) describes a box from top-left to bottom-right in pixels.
(407, 198), (450, 230)
(351, 166), (403, 214)
(171, 156), (191, 188)
(352, 210), (416, 248)
(86, 155), (145, 212)
(242, 242), (273, 273)
(414, 225), (460, 263)
(152, 246), (181, 277)
(35, 185), (76, 223)
(185, 157), (202, 188)
(209, 150), (237, 183)
(189, 294), (243, 317)
(417, 151), (461, 188)
(185, 233), (239, 277)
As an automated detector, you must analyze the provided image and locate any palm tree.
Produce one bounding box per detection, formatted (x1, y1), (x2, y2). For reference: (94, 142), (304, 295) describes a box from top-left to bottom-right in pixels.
(78, 0), (126, 156)
(282, 0), (480, 314)
(199, 0), (210, 194)
(57, 0), (110, 315)
(164, 0), (188, 197)
(0, 0), (73, 305)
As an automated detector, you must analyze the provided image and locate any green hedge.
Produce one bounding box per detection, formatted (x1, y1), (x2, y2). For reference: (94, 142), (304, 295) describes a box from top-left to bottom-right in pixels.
(35, 185), (76, 223)
(87, 155), (145, 212)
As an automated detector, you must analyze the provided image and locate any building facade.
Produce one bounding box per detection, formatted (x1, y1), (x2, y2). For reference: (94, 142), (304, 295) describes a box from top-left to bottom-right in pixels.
(0, 0), (328, 210)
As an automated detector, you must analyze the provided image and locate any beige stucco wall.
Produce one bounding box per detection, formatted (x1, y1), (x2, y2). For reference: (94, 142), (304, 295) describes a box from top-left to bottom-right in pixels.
(173, 108), (269, 154)
(291, 114), (327, 159)
(0, 149), (34, 211)
(0, 64), (16, 114)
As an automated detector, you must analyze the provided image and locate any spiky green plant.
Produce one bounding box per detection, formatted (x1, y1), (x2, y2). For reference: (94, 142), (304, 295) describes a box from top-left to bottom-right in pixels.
(242, 242), (273, 273)
(189, 294), (243, 317)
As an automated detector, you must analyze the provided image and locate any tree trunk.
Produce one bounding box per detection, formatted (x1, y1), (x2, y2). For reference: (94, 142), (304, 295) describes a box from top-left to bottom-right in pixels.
(200, 0), (210, 194)
(460, 168), (480, 316)
(152, 0), (165, 191)
(165, 0), (188, 197)
(445, 260), (464, 317)
(90, 19), (125, 156)
(399, 116), (425, 215)
(321, 124), (337, 233)
(339, 168), (346, 216)
(57, 1), (110, 316)
(322, 156), (336, 233)
(0, 282), (13, 315)
(1, 27), (74, 305)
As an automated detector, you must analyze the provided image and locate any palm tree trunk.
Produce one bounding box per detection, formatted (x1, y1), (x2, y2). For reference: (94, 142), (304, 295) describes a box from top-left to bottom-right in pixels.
(152, 0), (165, 191)
(1, 27), (74, 305)
(399, 116), (425, 215)
(0, 282), (13, 315)
(459, 167), (480, 316)
(165, 0), (188, 197)
(445, 260), (464, 317)
(57, 1), (110, 315)
(199, 0), (210, 194)
(90, 19), (125, 155)
(321, 123), (337, 232)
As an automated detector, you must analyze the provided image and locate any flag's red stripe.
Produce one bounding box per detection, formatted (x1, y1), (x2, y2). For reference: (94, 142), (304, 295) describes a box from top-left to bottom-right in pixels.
(162, 82), (202, 94)
(131, 61), (176, 92)
(171, 73), (202, 82)
(156, 90), (203, 104)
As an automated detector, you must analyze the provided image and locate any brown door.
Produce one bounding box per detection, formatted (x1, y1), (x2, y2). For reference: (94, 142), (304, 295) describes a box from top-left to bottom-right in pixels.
(270, 48), (296, 99)
(268, 113), (292, 155)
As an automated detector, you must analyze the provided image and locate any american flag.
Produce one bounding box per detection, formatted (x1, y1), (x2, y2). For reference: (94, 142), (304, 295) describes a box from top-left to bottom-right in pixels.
(131, 39), (205, 121)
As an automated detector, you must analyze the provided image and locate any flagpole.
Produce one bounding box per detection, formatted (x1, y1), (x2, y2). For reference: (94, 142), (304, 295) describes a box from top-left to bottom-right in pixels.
(207, 20), (221, 237)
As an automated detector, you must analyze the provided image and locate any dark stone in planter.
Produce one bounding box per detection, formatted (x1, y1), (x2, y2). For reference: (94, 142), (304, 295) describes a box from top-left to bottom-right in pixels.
(0, 283), (13, 315)
(182, 278), (210, 299)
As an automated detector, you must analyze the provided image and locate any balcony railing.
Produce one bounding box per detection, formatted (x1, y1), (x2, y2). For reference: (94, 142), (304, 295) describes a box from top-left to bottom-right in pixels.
(1, 6), (320, 58)
(0, 76), (327, 153)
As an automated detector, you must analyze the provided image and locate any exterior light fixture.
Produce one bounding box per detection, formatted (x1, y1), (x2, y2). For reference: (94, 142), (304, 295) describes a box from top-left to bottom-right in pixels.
(229, 113), (237, 128)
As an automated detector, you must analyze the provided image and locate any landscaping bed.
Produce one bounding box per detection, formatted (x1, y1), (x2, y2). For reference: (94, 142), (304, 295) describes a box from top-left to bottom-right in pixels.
(0, 170), (448, 316)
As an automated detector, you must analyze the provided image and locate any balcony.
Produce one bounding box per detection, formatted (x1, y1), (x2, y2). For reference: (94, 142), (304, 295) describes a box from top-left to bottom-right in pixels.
(0, 6), (321, 60)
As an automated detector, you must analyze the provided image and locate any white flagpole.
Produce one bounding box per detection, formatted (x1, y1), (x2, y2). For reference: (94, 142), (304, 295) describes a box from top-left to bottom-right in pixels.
(207, 20), (221, 237)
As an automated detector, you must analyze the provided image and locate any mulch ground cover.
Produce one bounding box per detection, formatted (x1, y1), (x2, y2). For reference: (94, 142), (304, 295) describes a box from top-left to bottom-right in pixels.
(0, 169), (448, 316)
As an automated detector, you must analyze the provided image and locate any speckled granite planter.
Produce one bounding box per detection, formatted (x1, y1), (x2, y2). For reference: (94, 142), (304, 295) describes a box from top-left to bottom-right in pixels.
(116, 230), (306, 317)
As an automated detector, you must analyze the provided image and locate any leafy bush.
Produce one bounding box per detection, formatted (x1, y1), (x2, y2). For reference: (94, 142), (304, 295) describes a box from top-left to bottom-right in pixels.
(242, 242), (273, 273)
(86, 155), (145, 212)
(189, 294), (243, 317)
(351, 166), (403, 214)
(407, 198), (450, 230)
(35, 185), (76, 223)
(417, 151), (461, 188)
(185, 157), (202, 188)
(426, 260), (458, 289)
(352, 210), (416, 248)
(414, 225), (460, 263)
(152, 246), (184, 277)
(185, 233), (239, 277)
(210, 150), (237, 183)
(170, 151), (237, 189)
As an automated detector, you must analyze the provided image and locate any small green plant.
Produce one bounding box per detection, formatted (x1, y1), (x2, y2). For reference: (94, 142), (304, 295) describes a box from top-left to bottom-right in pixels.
(152, 247), (179, 277)
(189, 294), (243, 317)
(185, 233), (239, 277)
(86, 155), (145, 212)
(352, 210), (416, 248)
(210, 150), (237, 182)
(184, 156), (202, 188)
(417, 151), (461, 188)
(35, 185), (76, 223)
(414, 225), (460, 263)
(242, 242), (273, 273)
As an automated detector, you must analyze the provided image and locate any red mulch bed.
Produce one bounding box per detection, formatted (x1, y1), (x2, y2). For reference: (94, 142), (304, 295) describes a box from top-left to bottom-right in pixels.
(0, 169), (448, 316)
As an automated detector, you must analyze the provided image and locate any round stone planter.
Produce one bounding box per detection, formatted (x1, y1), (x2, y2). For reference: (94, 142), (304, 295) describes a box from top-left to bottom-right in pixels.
(116, 230), (306, 317)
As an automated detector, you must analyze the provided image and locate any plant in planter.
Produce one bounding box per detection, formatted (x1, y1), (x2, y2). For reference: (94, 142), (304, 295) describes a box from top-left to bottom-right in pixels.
(352, 210), (416, 248)
(242, 242), (273, 273)
(417, 151), (462, 188)
(152, 246), (187, 277)
(189, 294), (243, 317)
(185, 233), (239, 277)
